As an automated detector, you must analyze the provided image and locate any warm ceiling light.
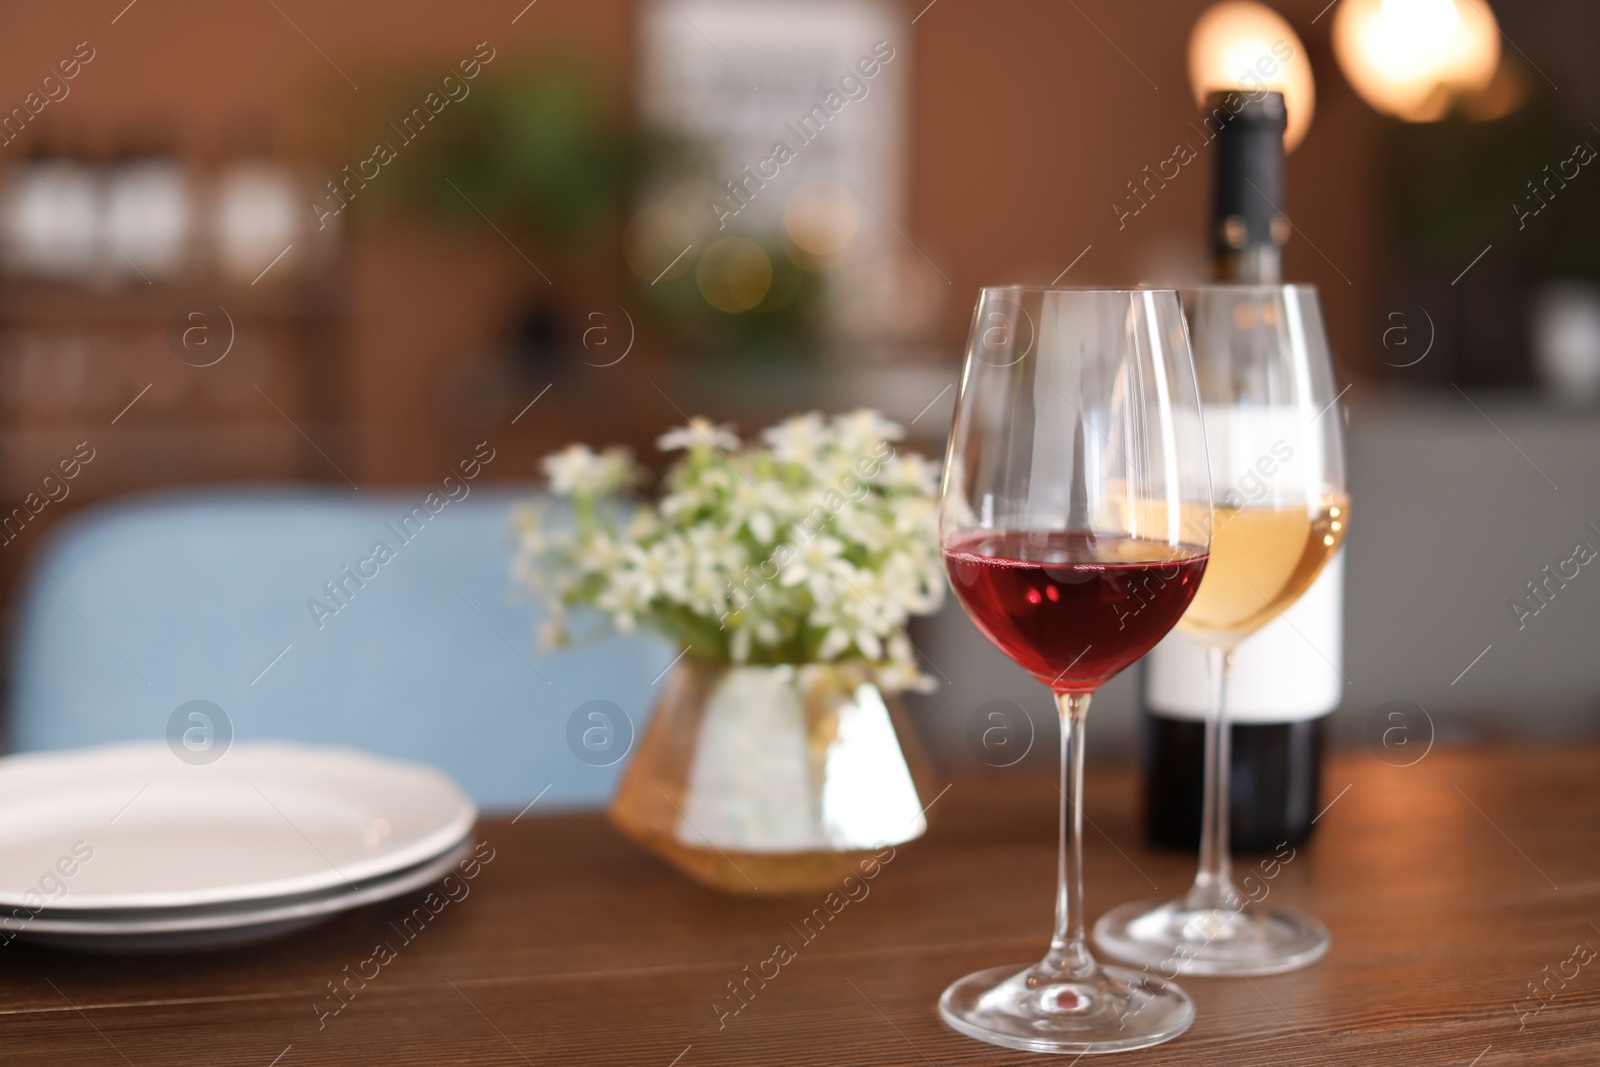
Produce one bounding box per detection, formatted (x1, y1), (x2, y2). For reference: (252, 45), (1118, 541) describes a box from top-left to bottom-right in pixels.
(1188, 1), (1315, 152)
(1332, 0), (1501, 121)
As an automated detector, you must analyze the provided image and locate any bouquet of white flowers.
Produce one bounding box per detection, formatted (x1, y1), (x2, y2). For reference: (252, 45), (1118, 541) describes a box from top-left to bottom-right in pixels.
(514, 409), (946, 692)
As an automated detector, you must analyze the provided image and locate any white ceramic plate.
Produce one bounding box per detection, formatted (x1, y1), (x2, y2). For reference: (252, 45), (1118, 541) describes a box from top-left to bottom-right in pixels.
(13, 839), (476, 952)
(0, 741), (476, 910)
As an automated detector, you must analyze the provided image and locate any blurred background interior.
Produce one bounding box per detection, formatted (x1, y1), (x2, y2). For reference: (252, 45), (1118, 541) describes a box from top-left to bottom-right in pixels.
(0, 0), (1597, 790)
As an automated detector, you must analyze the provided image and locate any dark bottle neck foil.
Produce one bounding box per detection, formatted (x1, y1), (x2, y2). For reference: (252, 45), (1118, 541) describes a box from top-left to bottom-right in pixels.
(1207, 90), (1287, 284)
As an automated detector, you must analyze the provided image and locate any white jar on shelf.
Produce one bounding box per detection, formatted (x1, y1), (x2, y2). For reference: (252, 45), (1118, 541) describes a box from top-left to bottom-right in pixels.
(103, 156), (194, 282)
(0, 159), (103, 282)
(213, 162), (302, 285)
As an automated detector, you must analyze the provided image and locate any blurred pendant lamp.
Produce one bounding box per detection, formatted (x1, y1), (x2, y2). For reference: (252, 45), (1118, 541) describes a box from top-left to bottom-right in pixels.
(1188, 1), (1315, 151)
(1332, 0), (1501, 121)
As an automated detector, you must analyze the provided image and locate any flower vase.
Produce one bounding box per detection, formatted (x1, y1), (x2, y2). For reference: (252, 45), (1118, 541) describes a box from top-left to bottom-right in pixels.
(610, 657), (934, 894)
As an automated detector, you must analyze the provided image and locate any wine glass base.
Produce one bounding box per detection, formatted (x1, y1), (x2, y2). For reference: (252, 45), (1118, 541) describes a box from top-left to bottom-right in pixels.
(937, 961), (1194, 1055)
(1094, 898), (1330, 977)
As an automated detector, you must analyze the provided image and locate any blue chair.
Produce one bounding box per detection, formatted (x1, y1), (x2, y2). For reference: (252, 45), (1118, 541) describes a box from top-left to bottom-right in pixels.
(5, 486), (675, 811)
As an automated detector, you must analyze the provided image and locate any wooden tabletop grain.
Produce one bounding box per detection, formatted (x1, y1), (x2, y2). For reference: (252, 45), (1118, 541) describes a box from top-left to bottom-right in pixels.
(2, 743), (1598, 1066)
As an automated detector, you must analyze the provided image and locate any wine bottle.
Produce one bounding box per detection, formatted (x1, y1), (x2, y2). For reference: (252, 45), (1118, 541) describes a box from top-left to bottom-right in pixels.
(1138, 90), (1345, 852)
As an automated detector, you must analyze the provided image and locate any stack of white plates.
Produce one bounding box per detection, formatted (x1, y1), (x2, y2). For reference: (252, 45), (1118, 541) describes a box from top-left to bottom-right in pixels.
(0, 741), (477, 951)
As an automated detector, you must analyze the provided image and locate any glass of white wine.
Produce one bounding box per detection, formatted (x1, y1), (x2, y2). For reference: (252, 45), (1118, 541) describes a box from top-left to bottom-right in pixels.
(1095, 284), (1348, 976)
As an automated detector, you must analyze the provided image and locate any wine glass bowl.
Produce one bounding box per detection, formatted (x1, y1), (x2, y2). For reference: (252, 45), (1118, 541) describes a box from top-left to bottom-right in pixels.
(1094, 283), (1346, 977)
(936, 287), (1212, 1054)
(944, 531), (1210, 693)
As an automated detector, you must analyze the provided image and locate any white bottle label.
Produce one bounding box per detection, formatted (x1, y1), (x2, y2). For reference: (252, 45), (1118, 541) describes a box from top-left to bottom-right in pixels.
(1200, 402), (1327, 513)
(1145, 552), (1344, 723)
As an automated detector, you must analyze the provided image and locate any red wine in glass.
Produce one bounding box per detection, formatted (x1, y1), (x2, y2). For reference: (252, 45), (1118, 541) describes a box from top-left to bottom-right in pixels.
(944, 530), (1208, 694)
(936, 287), (1210, 1054)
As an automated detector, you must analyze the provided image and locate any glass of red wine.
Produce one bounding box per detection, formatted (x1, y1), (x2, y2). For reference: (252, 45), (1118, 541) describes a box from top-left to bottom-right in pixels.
(937, 287), (1213, 1055)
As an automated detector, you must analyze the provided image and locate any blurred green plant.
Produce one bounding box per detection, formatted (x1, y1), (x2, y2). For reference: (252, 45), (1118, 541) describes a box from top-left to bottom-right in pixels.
(1389, 96), (1600, 283)
(365, 57), (827, 360)
(1381, 85), (1600, 387)
(369, 61), (635, 249)
(639, 233), (828, 358)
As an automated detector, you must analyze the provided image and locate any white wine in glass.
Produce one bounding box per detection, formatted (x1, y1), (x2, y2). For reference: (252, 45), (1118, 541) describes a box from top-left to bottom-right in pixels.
(1178, 496), (1348, 640)
(1096, 283), (1347, 976)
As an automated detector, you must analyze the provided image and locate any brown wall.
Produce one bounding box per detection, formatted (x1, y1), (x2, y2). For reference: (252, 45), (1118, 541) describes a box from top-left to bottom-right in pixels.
(0, 0), (1384, 493)
(906, 0), (1384, 370)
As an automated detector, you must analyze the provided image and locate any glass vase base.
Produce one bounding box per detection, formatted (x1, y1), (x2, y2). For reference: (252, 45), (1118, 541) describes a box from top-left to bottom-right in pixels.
(607, 658), (932, 896)
(937, 961), (1194, 1055)
(608, 817), (883, 894)
(1094, 898), (1330, 977)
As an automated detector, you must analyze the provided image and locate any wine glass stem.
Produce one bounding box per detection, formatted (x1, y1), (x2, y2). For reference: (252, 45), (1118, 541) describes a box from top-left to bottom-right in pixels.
(1045, 691), (1095, 978)
(1188, 646), (1239, 911)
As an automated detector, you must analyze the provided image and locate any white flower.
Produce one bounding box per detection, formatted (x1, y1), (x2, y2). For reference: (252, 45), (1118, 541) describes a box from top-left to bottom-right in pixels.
(542, 445), (638, 496)
(831, 409), (904, 457)
(517, 408), (943, 670)
(811, 601), (884, 661)
(727, 477), (791, 544)
(573, 528), (624, 575)
(656, 417), (740, 453)
(594, 578), (649, 634)
(761, 411), (831, 464)
(779, 534), (856, 606)
(625, 507), (661, 543)
(888, 494), (937, 539)
(685, 525), (746, 601)
(832, 498), (888, 547)
(617, 539), (691, 605)
(881, 550), (943, 615)
(882, 453), (940, 496)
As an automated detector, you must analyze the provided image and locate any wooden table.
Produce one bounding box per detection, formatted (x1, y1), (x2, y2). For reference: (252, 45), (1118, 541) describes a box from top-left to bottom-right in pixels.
(3, 744), (1598, 1065)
